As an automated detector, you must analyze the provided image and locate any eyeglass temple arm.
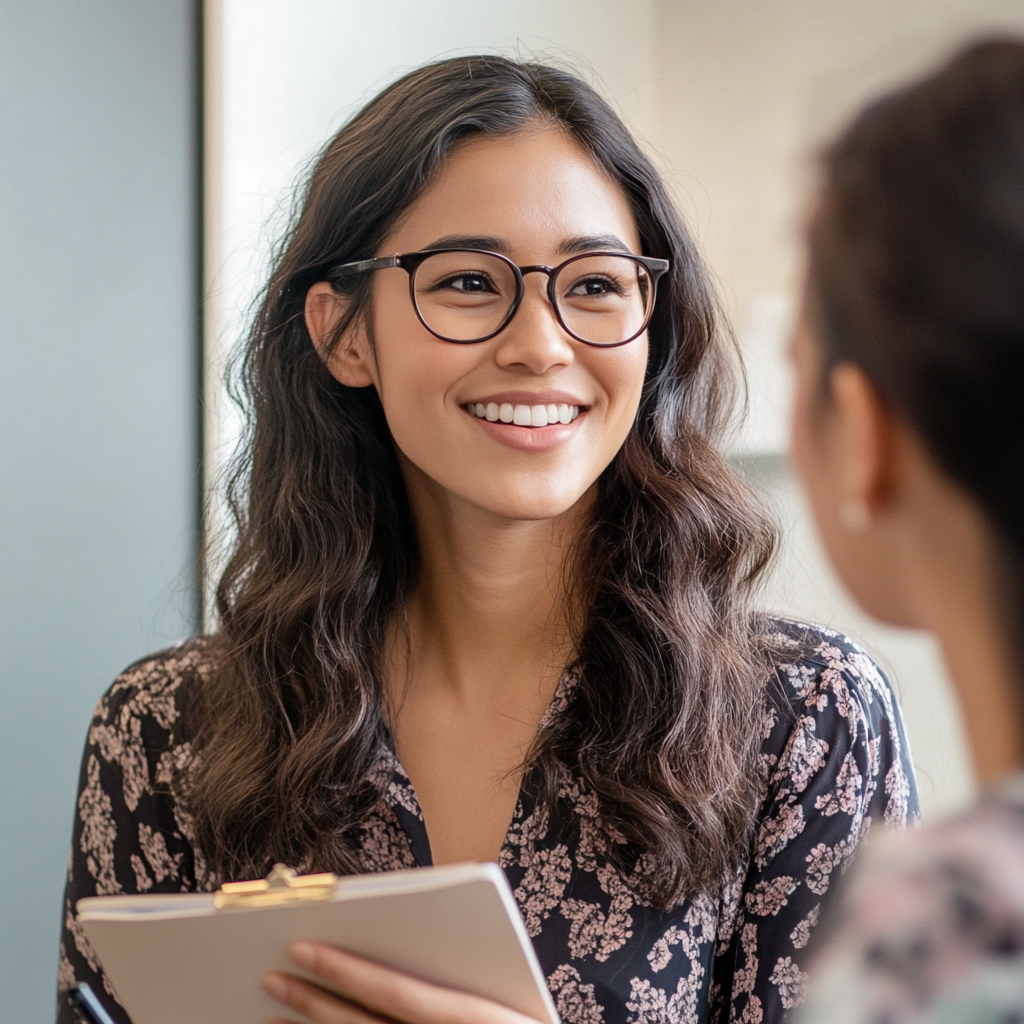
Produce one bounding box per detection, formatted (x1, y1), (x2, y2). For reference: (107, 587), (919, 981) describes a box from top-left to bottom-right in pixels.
(327, 255), (401, 280)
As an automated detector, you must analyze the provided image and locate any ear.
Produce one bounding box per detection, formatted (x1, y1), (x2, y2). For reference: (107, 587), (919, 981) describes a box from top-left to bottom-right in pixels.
(829, 362), (895, 519)
(305, 281), (376, 388)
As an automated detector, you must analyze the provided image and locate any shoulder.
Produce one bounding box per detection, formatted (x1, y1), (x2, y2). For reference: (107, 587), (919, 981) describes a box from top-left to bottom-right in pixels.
(847, 783), (1024, 914)
(803, 787), (1024, 1024)
(95, 637), (210, 727)
(761, 618), (897, 708)
(762, 617), (899, 723)
(755, 617), (917, 827)
(88, 637), (212, 793)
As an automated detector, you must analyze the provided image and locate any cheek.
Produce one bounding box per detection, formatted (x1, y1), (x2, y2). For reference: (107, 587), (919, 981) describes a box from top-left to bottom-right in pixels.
(370, 286), (457, 413)
(790, 375), (857, 581)
(790, 337), (829, 505)
(596, 337), (648, 425)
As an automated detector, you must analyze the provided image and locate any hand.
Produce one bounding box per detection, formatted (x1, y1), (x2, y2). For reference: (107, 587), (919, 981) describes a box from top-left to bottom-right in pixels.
(263, 941), (546, 1024)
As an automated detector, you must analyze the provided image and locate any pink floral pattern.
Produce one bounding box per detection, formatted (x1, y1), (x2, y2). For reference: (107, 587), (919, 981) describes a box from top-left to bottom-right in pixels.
(57, 621), (917, 1024)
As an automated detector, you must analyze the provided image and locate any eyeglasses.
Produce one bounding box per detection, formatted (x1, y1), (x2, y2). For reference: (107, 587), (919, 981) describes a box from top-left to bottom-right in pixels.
(326, 248), (670, 347)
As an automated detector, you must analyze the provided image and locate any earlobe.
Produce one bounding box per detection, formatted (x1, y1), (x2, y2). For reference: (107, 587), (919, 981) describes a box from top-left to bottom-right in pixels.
(304, 281), (376, 388)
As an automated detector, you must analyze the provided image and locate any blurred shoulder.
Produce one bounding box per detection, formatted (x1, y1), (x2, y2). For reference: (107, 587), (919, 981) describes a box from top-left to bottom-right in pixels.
(853, 779), (1024, 891)
(802, 782), (1024, 1024)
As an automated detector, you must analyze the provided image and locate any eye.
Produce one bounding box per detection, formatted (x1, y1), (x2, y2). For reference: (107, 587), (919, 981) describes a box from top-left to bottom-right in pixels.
(566, 275), (624, 298)
(436, 272), (497, 294)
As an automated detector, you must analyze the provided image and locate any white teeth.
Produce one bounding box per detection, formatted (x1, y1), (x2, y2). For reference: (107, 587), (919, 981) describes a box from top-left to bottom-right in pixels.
(467, 401), (582, 427)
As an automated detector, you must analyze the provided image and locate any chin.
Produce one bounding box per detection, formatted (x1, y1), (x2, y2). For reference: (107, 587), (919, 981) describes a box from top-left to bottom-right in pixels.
(466, 480), (595, 522)
(482, 495), (589, 522)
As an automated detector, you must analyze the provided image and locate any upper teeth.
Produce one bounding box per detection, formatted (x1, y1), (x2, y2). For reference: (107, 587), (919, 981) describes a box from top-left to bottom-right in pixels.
(467, 402), (580, 427)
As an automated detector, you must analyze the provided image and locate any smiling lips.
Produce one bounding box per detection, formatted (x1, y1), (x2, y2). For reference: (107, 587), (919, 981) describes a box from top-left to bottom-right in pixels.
(464, 401), (581, 428)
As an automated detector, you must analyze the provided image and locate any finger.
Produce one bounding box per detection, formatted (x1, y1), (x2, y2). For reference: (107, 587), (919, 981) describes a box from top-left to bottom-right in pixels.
(288, 943), (541, 1024)
(263, 971), (391, 1024)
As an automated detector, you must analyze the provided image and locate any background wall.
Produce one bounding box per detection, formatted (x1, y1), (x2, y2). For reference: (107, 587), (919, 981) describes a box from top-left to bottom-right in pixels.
(657, 0), (1024, 453)
(0, 3), (199, 1020)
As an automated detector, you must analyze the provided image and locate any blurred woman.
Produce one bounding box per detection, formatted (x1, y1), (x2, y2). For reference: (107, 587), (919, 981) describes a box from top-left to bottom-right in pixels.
(57, 56), (916, 1024)
(791, 39), (1024, 1024)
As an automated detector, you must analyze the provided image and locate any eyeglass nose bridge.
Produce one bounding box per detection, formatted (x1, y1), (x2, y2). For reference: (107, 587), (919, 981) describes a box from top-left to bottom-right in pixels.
(510, 263), (562, 319)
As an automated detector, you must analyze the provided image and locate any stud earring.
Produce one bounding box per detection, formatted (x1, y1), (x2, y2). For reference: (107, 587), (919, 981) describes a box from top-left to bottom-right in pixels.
(839, 500), (871, 533)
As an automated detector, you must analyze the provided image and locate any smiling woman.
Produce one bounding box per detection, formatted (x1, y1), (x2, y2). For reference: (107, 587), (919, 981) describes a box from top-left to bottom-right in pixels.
(56, 56), (917, 1024)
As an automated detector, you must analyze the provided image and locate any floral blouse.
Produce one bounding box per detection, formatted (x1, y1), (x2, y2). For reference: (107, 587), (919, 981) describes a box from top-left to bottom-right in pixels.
(57, 619), (918, 1024)
(798, 776), (1024, 1024)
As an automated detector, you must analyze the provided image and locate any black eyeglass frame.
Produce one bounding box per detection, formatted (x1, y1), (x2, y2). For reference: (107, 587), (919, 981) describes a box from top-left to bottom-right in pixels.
(326, 247), (671, 347)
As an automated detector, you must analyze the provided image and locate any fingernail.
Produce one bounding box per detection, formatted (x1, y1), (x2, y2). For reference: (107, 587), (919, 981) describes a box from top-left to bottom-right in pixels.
(262, 973), (289, 1000)
(290, 942), (316, 970)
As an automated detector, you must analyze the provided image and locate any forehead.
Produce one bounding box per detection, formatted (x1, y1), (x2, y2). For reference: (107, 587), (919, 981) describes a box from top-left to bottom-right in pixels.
(382, 126), (642, 257)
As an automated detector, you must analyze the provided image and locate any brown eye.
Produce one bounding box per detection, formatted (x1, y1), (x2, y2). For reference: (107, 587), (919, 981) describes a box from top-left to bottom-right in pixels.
(438, 272), (496, 294)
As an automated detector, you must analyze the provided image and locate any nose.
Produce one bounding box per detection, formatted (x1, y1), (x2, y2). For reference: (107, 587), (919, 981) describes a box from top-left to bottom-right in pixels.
(492, 271), (575, 374)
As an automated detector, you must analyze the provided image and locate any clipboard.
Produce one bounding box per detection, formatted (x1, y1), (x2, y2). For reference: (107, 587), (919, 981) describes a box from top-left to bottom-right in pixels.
(77, 861), (559, 1024)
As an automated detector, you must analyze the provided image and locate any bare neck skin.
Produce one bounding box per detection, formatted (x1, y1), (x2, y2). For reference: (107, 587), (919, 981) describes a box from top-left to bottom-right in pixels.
(382, 455), (588, 864)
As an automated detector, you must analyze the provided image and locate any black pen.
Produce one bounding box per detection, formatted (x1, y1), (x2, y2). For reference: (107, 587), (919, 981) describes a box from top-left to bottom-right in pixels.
(68, 984), (118, 1024)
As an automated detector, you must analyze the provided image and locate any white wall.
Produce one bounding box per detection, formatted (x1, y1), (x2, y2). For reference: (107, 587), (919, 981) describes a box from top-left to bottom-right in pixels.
(208, 1), (1024, 818)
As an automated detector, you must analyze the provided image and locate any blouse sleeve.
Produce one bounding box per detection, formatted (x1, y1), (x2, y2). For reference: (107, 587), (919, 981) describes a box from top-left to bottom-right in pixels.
(710, 622), (919, 1024)
(56, 648), (202, 1024)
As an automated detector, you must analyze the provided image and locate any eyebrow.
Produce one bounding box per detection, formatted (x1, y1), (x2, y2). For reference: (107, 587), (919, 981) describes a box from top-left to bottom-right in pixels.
(422, 235), (510, 252)
(558, 234), (633, 256)
(419, 233), (635, 258)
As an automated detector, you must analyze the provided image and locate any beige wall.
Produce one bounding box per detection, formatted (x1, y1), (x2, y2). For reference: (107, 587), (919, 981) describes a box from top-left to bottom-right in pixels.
(652, 0), (1024, 452)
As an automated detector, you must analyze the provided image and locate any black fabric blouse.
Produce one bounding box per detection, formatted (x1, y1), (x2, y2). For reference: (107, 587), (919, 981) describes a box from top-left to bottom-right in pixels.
(56, 618), (918, 1024)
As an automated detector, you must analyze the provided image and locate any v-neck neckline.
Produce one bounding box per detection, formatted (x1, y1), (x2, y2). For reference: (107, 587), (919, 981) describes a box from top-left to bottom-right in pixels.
(375, 664), (581, 868)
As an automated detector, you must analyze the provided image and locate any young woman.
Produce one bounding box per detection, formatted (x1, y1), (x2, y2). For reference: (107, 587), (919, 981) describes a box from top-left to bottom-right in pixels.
(789, 39), (1024, 1024)
(57, 56), (916, 1024)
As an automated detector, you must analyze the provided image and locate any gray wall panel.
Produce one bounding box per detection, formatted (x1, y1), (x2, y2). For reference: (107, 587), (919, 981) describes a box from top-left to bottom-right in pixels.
(0, 3), (199, 1019)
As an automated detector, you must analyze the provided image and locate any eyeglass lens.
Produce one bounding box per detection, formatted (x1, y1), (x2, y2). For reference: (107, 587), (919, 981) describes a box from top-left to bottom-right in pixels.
(411, 251), (653, 345)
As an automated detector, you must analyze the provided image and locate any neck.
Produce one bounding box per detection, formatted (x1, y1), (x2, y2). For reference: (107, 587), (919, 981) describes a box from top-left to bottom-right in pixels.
(385, 461), (590, 714)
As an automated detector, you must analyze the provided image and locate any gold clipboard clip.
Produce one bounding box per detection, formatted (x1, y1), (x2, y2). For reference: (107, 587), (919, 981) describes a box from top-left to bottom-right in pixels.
(215, 864), (339, 910)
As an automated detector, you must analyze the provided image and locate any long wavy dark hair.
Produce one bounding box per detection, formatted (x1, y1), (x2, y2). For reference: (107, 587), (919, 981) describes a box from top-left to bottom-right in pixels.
(189, 55), (778, 907)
